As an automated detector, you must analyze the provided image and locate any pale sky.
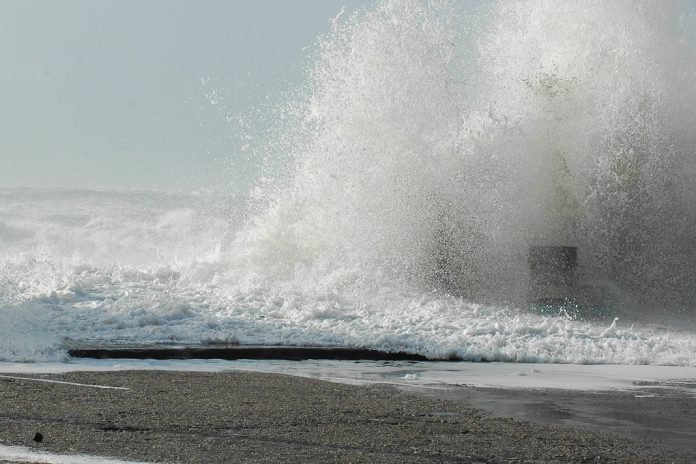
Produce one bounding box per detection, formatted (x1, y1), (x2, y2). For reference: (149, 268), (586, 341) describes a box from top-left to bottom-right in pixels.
(3, 1), (694, 194)
(0, 0), (372, 193)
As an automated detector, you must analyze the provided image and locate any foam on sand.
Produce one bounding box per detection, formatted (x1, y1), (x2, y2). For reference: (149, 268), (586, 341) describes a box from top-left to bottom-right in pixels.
(0, 444), (152, 464)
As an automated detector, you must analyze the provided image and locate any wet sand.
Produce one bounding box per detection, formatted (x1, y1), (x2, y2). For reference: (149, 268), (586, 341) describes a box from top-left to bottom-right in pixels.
(450, 384), (696, 452)
(0, 370), (693, 463)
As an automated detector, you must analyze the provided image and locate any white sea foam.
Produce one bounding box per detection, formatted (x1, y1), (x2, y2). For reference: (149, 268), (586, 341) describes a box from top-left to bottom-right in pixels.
(1, 359), (695, 393)
(2, 1), (696, 365)
(0, 444), (151, 464)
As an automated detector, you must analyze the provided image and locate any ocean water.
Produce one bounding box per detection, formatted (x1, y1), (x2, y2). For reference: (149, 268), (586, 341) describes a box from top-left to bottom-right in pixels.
(2, 0), (696, 365)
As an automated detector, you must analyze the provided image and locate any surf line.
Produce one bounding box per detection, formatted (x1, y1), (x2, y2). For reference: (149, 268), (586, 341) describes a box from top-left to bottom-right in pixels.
(0, 374), (129, 390)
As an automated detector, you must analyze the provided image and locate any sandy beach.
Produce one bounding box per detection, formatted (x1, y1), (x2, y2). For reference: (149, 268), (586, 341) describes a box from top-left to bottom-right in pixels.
(0, 370), (693, 463)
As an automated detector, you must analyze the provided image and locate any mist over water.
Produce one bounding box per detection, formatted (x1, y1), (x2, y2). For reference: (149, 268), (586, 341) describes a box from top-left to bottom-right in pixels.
(2, 0), (696, 364)
(240, 0), (696, 312)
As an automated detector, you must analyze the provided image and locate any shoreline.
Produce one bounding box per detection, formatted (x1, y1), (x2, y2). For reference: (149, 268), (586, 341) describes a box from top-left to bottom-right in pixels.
(0, 370), (693, 463)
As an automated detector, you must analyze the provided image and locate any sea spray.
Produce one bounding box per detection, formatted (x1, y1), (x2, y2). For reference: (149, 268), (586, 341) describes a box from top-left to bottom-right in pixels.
(235, 0), (696, 312)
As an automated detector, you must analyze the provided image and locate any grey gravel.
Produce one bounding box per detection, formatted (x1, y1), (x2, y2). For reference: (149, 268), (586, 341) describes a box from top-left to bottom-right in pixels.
(0, 370), (692, 463)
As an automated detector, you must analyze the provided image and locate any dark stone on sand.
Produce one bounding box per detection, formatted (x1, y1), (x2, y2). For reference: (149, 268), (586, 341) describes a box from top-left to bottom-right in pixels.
(66, 343), (430, 361)
(32, 432), (43, 443)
